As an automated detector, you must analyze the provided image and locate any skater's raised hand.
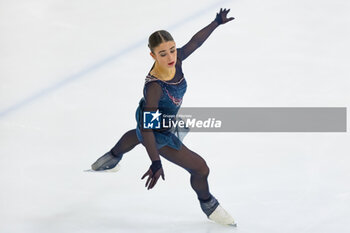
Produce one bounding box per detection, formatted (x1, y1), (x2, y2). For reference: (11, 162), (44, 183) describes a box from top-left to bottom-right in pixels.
(141, 160), (165, 190)
(214, 8), (235, 25)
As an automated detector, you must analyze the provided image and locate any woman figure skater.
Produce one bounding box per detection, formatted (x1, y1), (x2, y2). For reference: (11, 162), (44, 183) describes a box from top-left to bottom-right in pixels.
(91, 8), (236, 226)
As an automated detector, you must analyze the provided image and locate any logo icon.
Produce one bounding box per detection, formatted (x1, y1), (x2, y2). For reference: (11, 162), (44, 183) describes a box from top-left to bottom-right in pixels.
(143, 109), (162, 129)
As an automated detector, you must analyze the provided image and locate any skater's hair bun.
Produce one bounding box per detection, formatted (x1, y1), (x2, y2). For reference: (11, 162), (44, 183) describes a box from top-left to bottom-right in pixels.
(148, 30), (174, 53)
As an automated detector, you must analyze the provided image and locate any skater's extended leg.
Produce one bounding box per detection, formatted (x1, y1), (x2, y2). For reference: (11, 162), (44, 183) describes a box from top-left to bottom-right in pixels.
(91, 129), (140, 171)
(110, 129), (141, 156)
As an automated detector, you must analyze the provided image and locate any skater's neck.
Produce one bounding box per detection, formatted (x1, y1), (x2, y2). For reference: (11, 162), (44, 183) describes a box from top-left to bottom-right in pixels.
(151, 62), (175, 81)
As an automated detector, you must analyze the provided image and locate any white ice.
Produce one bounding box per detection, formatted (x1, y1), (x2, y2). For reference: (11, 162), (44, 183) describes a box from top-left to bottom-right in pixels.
(1, 0), (350, 232)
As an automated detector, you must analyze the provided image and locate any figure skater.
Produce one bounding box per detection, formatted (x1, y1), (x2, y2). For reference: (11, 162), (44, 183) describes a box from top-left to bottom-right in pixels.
(91, 8), (236, 226)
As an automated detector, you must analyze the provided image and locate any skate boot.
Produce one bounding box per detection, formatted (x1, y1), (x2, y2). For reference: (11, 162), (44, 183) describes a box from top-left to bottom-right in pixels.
(91, 151), (123, 172)
(199, 195), (237, 227)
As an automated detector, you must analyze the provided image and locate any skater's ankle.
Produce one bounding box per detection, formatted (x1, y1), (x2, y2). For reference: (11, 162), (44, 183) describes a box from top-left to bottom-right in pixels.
(198, 194), (213, 203)
(199, 194), (220, 217)
(110, 150), (123, 158)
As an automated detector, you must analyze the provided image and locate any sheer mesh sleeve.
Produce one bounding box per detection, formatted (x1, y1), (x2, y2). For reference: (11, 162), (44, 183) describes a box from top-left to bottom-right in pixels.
(177, 20), (219, 61)
(143, 81), (163, 111)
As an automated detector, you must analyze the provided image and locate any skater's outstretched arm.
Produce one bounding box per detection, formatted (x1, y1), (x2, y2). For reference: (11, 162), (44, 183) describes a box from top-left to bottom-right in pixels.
(177, 8), (234, 61)
(140, 82), (165, 190)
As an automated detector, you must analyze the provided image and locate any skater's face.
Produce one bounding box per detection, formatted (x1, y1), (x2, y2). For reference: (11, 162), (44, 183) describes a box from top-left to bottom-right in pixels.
(150, 41), (177, 68)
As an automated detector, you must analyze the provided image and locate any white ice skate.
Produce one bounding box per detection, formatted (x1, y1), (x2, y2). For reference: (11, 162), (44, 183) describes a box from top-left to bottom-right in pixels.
(84, 151), (123, 172)
(208, 205), (237, 227)
(199, 195), (237, 227)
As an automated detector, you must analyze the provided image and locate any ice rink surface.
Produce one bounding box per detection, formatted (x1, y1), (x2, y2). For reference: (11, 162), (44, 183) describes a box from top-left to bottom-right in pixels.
(1, 0), (349, 232)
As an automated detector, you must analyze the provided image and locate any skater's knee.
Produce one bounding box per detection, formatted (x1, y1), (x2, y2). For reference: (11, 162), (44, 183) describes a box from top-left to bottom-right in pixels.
(191, 160), (210, 178)
(200, 163), (210, 177)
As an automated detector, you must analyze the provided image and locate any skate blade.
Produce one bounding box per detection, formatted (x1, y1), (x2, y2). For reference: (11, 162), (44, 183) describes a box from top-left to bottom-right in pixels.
(84, 164), (121, 173)
(228, 222), (237, 227)
(210, 220), (237, 227)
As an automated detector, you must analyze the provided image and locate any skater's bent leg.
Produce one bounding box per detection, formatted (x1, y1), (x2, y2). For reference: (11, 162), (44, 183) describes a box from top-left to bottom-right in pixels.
(158, 143), (211, 200)
(158, 144), (235, 224)
(110, 129), (140, 156)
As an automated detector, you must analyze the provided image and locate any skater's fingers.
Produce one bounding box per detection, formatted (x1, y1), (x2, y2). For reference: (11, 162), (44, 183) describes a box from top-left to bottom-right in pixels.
(148, 178), (154, 189)
(145, 176), (152, 187)
(146, 179), (151, 188)
(149, 177), (159, 189)
(147, 179), (153, 189)
(152, 180), (158, 189)
(141, 170), (149, 179)
(141, 169), (151, 179)
(150, 174), (160, 189)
